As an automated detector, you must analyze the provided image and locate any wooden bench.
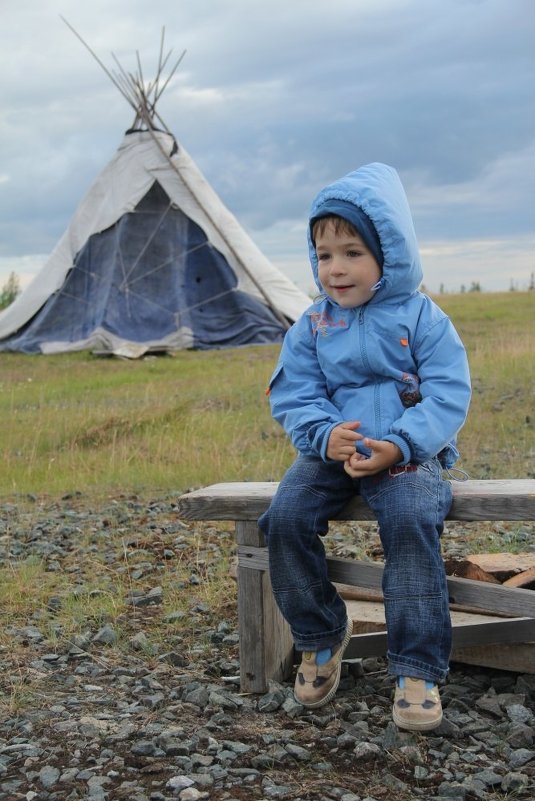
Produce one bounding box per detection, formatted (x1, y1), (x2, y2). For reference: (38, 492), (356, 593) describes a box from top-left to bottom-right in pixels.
(178, 479), (535, 693)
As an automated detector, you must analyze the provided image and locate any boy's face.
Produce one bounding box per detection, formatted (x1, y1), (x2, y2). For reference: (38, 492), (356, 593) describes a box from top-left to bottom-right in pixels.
(316, 219), (382, 308)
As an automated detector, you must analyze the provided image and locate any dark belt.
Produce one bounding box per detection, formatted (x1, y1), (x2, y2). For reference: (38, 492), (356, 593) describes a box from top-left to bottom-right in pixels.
(389, 465), (418, 476)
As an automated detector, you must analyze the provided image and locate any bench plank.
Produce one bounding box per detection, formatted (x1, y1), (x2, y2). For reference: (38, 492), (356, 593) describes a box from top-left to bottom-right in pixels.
(343, 617), (535, 659)
(178, 479), (535, 521)
(449, 643), (535, 674)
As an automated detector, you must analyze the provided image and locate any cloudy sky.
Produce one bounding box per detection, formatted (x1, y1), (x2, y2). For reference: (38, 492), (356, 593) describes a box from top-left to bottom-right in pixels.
(1, 0), (535, 296)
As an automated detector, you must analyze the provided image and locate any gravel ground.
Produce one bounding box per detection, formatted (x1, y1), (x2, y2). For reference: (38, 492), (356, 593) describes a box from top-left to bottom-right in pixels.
(1, 495), (534, 801)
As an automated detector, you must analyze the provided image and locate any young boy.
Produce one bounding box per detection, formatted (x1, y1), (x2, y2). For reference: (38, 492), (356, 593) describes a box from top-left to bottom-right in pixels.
(258, 163), (471, 732)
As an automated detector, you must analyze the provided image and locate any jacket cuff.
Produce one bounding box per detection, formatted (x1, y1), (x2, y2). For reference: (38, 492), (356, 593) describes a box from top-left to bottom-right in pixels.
(382, 434), (412, 465)
(308, 421), (340, 461)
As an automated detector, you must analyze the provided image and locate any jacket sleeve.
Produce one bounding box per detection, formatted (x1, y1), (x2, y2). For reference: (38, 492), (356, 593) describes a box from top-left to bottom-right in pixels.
(383, 310), (471, 466)
(268, 314), (345, 460)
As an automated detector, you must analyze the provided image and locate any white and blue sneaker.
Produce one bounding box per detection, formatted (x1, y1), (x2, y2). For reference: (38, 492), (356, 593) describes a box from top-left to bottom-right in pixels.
(393, 676), (443, 731)
(294, 622), (352, 708)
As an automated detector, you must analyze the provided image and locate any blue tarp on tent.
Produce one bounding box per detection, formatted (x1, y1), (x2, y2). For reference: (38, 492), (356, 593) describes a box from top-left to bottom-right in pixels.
(0, 182), (288, 353)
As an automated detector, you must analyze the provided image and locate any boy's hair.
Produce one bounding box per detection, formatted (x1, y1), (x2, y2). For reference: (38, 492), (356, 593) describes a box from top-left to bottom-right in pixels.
(312, 215), (359, 242)
(310, 200), (384, 268)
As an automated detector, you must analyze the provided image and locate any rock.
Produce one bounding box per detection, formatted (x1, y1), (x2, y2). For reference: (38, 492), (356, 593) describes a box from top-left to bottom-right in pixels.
(129, 586), (163, 607)
(39, 765), (60, 788)
(506, 703), (533, 725)
(353, 742), (382, 761)
(166, 775), (195, 791)
(501, 771), (530, 792)
(92, 624), (117, 645)
(508, 748), (535, 768)
(258, 687), (285, 712)
(437, 781), (467, 799)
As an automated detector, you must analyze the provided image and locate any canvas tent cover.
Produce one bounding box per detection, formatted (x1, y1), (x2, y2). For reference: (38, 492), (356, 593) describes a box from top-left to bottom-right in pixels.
(0, 129), (310, 356)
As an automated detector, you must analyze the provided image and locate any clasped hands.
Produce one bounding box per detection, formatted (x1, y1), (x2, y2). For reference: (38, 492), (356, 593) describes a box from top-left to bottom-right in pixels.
(326, 420), (403, 478)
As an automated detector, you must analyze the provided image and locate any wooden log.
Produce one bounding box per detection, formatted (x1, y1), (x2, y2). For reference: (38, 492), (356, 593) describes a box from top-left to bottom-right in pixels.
(503, 567), (535, 589)
(337, 583), (515, 617)
(467, 552), (535, 583)
(444, 558), (501, 584)
(324, 554), (535, 619)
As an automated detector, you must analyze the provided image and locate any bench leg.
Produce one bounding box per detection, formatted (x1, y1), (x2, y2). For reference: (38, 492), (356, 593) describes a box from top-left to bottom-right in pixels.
(236, 521), (294, 693)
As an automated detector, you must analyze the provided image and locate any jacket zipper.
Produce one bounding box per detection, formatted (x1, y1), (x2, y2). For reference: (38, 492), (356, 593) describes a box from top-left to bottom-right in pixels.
(358, 306), (381, 439)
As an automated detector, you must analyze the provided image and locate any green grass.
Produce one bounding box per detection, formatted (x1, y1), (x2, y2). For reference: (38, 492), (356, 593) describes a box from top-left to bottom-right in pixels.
(0, 346), (286, 496)
(435, 291), (534, 479)
(0, 291), (534, 497)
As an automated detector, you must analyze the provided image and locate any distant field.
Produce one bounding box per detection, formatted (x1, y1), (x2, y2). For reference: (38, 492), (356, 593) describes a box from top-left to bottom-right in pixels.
(1, 291), (533, 498)
(436, 291), (534, 481)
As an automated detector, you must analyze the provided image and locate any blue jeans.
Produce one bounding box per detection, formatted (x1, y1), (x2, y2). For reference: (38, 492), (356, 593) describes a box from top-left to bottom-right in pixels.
(258, 455), (453, 684)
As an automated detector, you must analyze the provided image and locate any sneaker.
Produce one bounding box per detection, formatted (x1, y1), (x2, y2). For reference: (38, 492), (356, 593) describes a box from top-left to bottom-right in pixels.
(392, 676), (443, 731)
(294, 622), (352, 708)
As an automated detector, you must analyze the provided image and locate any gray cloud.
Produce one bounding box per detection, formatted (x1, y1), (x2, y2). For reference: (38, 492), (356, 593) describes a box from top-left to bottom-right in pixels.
(1, 0), (534, 292)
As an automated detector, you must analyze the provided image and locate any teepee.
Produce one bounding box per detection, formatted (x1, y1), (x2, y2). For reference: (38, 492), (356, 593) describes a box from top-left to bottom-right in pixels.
(0, 26), (310, 357)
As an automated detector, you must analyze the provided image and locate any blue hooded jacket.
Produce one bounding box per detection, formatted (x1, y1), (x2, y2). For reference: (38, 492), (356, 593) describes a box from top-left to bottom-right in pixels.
(268, 163), (471, 468)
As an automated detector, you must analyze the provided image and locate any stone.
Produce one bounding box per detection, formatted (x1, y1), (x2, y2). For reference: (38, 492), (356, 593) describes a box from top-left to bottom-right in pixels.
(92, 624), (117, 645)
(39, 765), (60, 788)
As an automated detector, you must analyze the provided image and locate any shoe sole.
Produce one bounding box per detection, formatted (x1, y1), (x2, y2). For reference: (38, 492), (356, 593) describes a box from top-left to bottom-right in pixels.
(392, 708), (443, 732)
(297, 621), (353, 709)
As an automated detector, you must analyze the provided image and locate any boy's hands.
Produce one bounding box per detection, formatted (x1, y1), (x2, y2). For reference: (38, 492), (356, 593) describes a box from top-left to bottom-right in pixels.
(343, 438), (403, 478)
(327, 424), (403, 478)
(326, 421), (362, 460)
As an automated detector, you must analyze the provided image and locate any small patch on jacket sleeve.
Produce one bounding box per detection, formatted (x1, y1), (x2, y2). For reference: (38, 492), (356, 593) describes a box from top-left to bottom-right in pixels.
(400, 338), (409, 346)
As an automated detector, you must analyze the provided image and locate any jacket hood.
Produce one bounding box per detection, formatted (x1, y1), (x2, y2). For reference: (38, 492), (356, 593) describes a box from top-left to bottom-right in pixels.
(308, 163), (423, 303)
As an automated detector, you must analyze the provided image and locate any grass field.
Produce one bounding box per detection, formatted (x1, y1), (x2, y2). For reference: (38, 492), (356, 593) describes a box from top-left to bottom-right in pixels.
(0, 291), (533, 498)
